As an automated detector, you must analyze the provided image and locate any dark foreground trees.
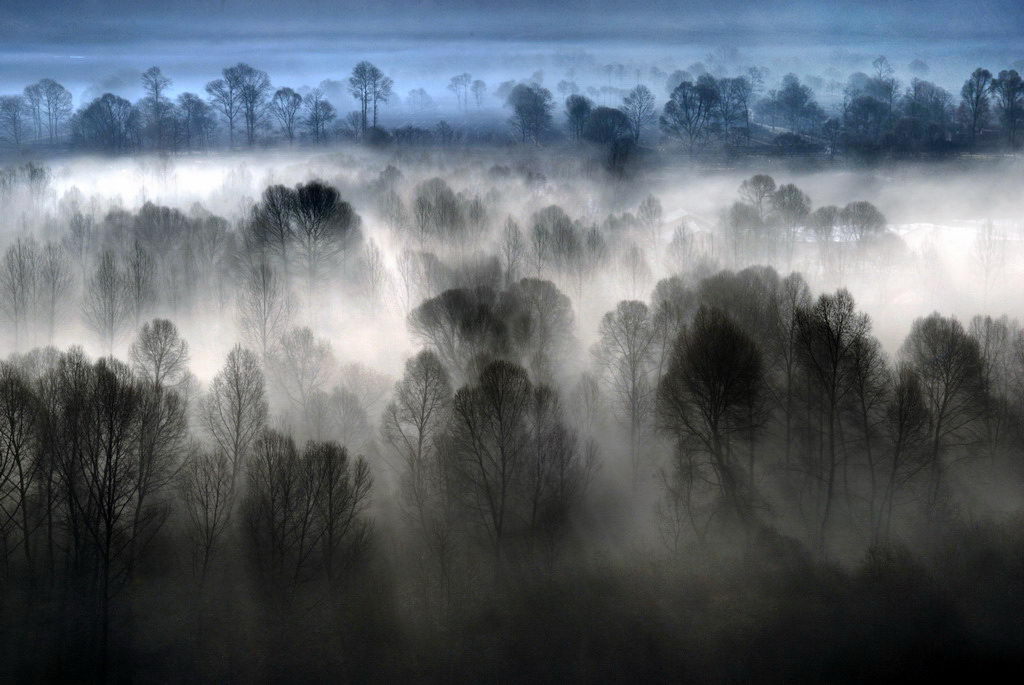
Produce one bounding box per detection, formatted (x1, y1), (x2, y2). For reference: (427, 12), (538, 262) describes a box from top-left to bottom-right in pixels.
(658, 306), (767, 531)
(0, 340), (371, 681)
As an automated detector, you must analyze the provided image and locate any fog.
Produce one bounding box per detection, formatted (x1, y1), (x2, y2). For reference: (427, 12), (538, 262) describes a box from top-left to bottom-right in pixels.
(4, 1), (1024, 682)
(24, 149), (1024, 356)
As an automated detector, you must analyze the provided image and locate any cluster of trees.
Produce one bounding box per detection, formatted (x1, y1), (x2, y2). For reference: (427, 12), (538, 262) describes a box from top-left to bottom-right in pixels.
(0, 61), (395, 153)
(721, 173), (890, 274)
(492, 59), (1024, 159)
(645, 268), (1012, 554)
(4, 55), (1022, 160)
(0, 329), (372, 680)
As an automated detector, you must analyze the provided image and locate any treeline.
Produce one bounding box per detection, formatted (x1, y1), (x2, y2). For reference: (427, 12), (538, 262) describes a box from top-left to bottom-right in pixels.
(1, 56), (1023, 160)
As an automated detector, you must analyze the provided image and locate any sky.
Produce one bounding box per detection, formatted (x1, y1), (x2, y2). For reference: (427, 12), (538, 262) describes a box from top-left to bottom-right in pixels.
(1, 0), (1022, 115)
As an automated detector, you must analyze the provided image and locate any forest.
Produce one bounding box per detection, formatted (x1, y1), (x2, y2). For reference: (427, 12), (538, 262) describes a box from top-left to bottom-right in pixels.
(0, 138), (1021, 681)
(1, 2), (1024, 681)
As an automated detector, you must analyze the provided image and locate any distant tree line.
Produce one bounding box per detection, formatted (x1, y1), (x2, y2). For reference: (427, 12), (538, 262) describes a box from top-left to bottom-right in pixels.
(1, 57), (1022, 160)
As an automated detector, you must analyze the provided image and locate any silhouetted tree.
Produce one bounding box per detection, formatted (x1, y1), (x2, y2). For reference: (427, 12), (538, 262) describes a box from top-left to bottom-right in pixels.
(506, 83), (554, 143)
(200, 345), (267, 485)
(270, 87), (302, 143)
(794, 288), (869, 552)
(900, 313), (985, 513)
(128, 318), (189, 392)
(990, 69), (1023, 147)
(225, 63), (271, 146)
(661, 76), (719, 152)
(658, 306), (766, 530)
(350, 61), (392, 133)
(238, 257), (292, 363)
(621, 84), (656, 142)
(564, 94), (593, 142)
(593, 300), (656, 483)
(140, 66), (172, 149)
(0, 95), (28, 149)
(83, 250), (130, 354)
(959, 68), (993, 144)
(206, 72), (241, 146)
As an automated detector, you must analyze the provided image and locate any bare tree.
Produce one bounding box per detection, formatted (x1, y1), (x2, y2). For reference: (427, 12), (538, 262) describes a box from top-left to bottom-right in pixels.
(200, 345), (267, 485)
(303, 441), (371, 583)
(447, 73), (472, 112)
(22, 82), (43, 141)
(0, 238), (39, 350)
(878, 363), (929, 541)
(178, 445), (234, 580)
(244, 429), (310, 591)
(349, 61), (392, 132)
(244, 430), (370, 592)
(36, 241), (73, 344)
(382, 350), (454, 571)
(471, 79), (487, 107)
(0, 362), (40, 570)
(224, 63), (271, 146)
(83, 250), (130, 354)
(565, 94), (593, 141)
(523, 385), (594, 547)
(291, 181), (361, 299)
(206, 74), (241, 146)
(237, 257), (292, 362)
(621, 84), (656, 142)
(52, 357), (178, 677)
(594, 300), (656, 483)
(900, 313), (985, 513)
(270, 87), (302, 143)
(507, 277), (575, 383)
(302, 89), (336, 142)
(657, 307), (766, 531)
(140, 66), (172, 149)
(450, 360), (532, 558)
(960, 68), (993, 144)
(123, 240), (156, 328)
(794, 288), (869, 552)
(247, 184), (296, 275)
(990, 69), (1023, 148)
(738, 174), (776, 222)
(0, 95), (28, 149)
(660, 77), (719, 153)
(500, 217), (524, 286)
(129, 318), (190, 391)
(40, 79), (72, 144)
(177, 92), (216, 149)
(270, 327), (336, 431)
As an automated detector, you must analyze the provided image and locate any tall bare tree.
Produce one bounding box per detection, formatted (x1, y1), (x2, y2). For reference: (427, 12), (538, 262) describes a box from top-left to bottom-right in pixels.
(237, 257), (292, 363)
(658, 307), (766, 530)
(270, 87), (302, 143)
(83, 251), (130, 355)
(200, 345), (267, 485)
(178, 445), (235, 580)
(593, 300), (657, 484)
(0, 238), (39, 351)
(129, 318), (190, 392)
